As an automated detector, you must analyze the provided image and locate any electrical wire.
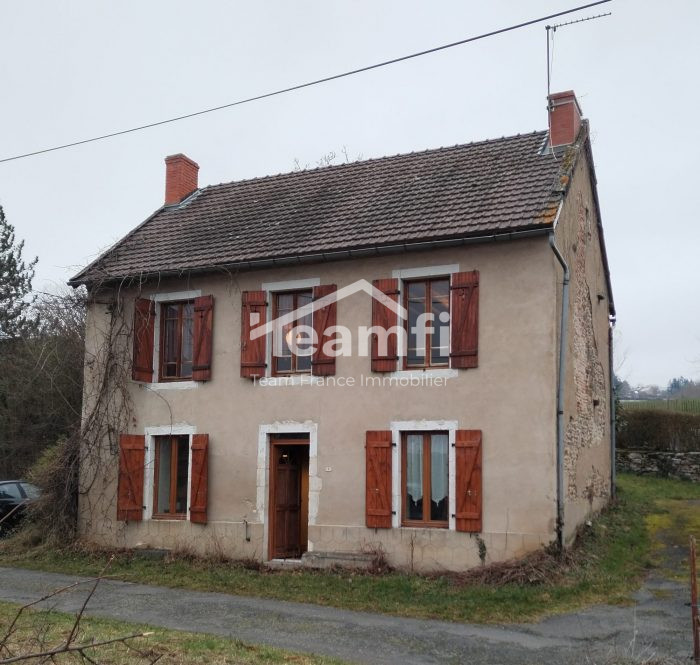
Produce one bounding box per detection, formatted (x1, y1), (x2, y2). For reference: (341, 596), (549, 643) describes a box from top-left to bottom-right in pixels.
(0, 0), (612, 165)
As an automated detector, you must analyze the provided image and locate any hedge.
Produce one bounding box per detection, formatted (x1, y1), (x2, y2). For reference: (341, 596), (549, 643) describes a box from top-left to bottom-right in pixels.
(617, 408), (700, 452)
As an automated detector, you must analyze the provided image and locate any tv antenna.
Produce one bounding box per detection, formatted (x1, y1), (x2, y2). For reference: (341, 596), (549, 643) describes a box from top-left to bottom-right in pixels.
(546, 11), (612, 101)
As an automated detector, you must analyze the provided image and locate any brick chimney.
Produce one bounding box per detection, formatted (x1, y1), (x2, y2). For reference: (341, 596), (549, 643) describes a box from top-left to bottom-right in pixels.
(164, 154), (199, 205)
(548, 91), (582, 149)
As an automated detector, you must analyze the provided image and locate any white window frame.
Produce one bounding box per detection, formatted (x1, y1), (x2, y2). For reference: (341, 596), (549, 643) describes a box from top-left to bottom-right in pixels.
(143, 424), (196, 521)
(260, 277), (321, 382)
(390, 265), (459, 380)
(143, 289), (201, 390)
(390, 420), (458, 531)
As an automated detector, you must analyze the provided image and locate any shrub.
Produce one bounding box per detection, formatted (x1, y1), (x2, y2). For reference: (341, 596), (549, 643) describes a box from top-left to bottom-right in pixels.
(617, 408), (700, 452)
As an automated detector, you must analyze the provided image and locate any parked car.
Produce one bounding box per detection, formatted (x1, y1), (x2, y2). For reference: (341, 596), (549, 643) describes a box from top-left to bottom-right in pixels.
(0, 480), (40, 536)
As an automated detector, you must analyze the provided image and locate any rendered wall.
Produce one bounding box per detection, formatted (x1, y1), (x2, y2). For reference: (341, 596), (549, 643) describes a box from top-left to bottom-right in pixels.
(79, 238), (562, 571)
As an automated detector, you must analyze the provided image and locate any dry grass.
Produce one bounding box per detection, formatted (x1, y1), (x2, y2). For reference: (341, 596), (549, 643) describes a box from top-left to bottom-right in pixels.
(0, 601), (345, 664)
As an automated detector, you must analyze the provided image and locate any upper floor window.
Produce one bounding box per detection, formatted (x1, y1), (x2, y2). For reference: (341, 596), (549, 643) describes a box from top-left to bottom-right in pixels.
(159, 301), (194, 381)
(272, 290), (313, 375)
(404, 277), (450, 369)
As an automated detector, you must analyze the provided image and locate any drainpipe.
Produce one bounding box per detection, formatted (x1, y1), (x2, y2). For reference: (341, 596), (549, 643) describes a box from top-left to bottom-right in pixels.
(609, 317), (617, 498)
(549, 231), (570, 551)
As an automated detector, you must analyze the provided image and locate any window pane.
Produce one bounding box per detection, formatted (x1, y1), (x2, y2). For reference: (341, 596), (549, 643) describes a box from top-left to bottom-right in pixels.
(296, 292), (313, 363)
(431, 300), (449, 365)
(175, 437), (189, 514)
(181, 303), (194, 378)
(431, 280), (450, 365)
(431, 279), (449, 302)
(276, 293), (293, 313)
(276, 356), (292, 373)
(156, 437), (172, 514)
(163, 315), (178, 365)
(405, 435), (423, 520)
(297, 292), (313, 309)
(407, 282), (426, 301)
(407, 300), (426, 366)
(430, 434), (449, 521)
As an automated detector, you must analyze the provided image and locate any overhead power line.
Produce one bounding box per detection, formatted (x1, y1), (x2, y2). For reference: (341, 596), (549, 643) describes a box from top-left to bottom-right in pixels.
(0, 0), (611, 165)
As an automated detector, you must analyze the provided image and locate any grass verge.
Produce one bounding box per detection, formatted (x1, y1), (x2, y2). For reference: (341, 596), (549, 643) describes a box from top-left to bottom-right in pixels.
(1, 474), (698, 625)
(0, 600), (344, 664)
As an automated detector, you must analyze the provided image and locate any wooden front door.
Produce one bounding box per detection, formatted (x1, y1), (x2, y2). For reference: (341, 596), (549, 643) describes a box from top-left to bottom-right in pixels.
(269, 442), (309, 559)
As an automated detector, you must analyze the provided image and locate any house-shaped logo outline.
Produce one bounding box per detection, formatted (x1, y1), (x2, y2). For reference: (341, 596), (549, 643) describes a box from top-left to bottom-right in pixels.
(249, 278), (409, 340)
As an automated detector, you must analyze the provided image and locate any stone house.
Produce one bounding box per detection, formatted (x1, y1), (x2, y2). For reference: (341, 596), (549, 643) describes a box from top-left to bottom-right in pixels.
(70, 90), (615, 571)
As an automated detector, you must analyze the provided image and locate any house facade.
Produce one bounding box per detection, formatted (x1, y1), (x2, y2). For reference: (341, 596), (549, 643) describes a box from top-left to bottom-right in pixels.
(71, 91), (615, 571)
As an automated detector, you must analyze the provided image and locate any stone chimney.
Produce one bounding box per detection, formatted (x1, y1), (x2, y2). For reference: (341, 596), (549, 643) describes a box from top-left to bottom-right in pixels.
(164, 154), (199, 205)
(548, 91), (582, 149)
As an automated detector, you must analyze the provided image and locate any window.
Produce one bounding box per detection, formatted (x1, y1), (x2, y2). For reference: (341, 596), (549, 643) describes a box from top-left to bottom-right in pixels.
(159, 301), (194, 380)
(272, 290), (313, 375)
(0, 483), (23, 501)
(153, 435), (190, 518)
(401, 432), (449, 527)
(404, 278), (449, 368)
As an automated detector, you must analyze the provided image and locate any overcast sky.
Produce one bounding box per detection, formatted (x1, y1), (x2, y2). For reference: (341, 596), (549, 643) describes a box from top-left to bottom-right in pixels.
(0, 0), (698, 387)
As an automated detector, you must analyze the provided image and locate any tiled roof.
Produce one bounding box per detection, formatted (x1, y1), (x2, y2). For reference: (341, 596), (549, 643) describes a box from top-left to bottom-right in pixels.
(71, 130), (564, 285)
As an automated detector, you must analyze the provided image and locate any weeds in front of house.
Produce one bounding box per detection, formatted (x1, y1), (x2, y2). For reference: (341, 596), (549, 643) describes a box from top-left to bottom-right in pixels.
(1, 474), (698, 625)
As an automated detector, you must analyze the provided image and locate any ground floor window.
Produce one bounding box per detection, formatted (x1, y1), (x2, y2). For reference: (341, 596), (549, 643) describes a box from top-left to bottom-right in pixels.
(401, 431), (449, 527)
(153, 435), (190, 518)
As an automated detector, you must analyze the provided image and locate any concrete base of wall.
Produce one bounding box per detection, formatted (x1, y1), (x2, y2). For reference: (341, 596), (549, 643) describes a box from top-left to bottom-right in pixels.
(80, 518), (554, 573)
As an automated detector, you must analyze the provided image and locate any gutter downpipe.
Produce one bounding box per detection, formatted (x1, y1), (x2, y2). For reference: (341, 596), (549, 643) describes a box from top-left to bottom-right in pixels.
(549, 217), (569, 552)
(609, 317), (617, 498)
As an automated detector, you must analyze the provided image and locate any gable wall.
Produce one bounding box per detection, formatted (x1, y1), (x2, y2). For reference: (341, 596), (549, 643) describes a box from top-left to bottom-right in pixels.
(553, 145), (613, 543)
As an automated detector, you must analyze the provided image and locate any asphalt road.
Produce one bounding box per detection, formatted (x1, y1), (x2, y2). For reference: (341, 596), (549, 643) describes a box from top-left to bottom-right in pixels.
(0, 565), (692, 664)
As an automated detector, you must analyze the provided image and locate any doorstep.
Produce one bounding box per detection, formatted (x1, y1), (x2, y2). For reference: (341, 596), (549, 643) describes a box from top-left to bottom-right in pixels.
(265, 558), (305, 570)
(302, 551), (375, 570)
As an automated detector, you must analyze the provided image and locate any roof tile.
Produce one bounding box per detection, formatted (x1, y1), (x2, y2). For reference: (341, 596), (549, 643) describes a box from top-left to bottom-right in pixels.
(71, 130), (561, 284)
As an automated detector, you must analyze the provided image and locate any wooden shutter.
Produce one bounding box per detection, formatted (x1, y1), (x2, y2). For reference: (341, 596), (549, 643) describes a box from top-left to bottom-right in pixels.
(117, 434), (145, 522)
(455, 429), (482, 532)
(192, 295), (214, 381)
(450, 270), (479, 369)
(311, 284), (337, 376)
(190, 434), (209, 524)
(240, 290), (267, 379)
(132, 298), (155, 382)
(371, 278), (399, 372)
(365, 430), (393, 528)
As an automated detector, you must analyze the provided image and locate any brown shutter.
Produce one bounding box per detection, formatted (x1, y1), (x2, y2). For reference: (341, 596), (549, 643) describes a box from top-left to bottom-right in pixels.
(240, 290), (267, 379)
(450, 270), (479, 369)
(192, 295), (214, 381)
(371, 278), (399, 372)
(132, 298), (155, 382)
(117, 434), (145, 522)
(190, 433), (209, 524)
(311, 284), (337, 376)
(455, 429), (482, 532)
(365, 430), (393, 528)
